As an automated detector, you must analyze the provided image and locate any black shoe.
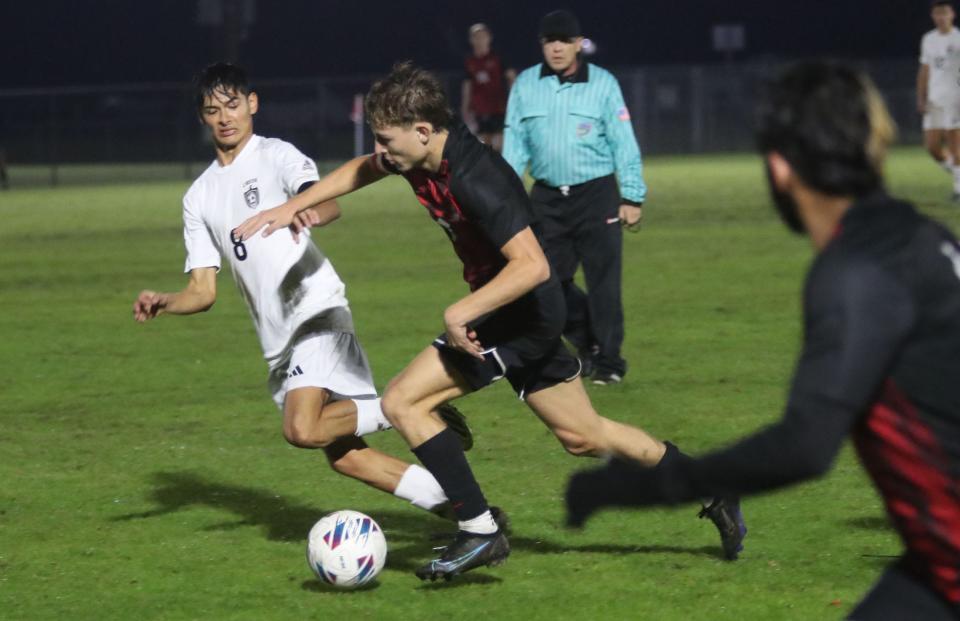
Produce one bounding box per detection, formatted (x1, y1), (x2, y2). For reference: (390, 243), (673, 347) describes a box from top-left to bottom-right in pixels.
(591, 371), (623, 385)
(437, 403), (473, 451)
(699, 497), (747, 560)
(577, 345), (598, 378)
(415, 530), (510, 581)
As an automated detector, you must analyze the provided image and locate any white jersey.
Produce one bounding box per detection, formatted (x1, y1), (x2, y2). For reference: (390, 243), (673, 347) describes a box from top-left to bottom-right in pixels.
(183, 135), (351, 362)
(921, 27), (960, 106)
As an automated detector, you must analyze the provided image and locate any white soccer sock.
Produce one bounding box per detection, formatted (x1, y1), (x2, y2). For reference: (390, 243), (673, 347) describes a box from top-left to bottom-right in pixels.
(951, 166), (960, 193)
(354, 398), (392, 436)
(394, 465), (448, 512)
(458, 511), (498, 535)
(944, 155), (956, 172)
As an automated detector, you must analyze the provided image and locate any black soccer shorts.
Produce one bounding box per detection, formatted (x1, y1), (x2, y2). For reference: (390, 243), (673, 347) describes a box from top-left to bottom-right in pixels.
(432, 297), (581, 399)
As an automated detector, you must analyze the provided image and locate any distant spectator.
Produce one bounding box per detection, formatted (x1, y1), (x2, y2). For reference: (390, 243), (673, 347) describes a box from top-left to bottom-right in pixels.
(461, 23), (515, 152)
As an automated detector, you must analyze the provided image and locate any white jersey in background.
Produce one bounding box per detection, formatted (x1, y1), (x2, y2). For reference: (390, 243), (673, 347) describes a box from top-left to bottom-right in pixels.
(921, 27), (960, 107)
(182, 135), (351, 362)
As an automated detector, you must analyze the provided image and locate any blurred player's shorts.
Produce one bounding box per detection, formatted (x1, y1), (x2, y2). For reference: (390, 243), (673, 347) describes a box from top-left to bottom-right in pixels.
(924, 101), (960, 130)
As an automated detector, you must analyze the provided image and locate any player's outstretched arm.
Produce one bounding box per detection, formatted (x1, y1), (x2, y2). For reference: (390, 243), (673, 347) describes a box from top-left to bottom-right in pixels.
(234, 156), (387, 241)
(289, 199), (340, 244)
(132, 267), (217, 322)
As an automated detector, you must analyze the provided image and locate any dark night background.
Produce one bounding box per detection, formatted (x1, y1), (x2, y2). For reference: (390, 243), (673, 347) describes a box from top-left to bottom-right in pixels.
(0, 1), (938, 88)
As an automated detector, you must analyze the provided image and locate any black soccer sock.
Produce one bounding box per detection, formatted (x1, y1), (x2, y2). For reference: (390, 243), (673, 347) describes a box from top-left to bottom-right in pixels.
(412, 427), (490, 523)
(657, 441), (691, 469)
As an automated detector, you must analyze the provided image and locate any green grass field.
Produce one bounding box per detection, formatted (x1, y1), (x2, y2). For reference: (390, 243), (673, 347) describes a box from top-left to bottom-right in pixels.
(2, 148), (959, 620)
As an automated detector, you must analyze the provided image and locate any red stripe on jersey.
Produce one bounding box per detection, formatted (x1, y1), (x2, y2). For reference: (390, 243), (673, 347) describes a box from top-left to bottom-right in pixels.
(854, 379), (960, 603)
(405, 160), (506, 290)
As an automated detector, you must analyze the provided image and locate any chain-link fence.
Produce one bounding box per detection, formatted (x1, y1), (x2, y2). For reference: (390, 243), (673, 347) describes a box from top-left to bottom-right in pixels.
(0, 58), (923, 187)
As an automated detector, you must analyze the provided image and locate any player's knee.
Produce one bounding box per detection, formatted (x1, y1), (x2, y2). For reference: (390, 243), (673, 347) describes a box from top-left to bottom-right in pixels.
(555, 429), (603, 457)
(380, 386), (415, 429)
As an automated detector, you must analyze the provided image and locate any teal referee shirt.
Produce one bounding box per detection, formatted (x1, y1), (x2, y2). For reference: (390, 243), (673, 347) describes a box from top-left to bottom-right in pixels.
(503, 62), (646, 204)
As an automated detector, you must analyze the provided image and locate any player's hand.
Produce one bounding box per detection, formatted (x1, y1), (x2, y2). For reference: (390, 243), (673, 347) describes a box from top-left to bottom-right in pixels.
(444, 318), (485, 360)
(233, 204), (295, 241)
(619, 204), (643, 232)
(918, 100), (927, 115)
(290, 207), (323, 244)
(133, 290), (167, 322)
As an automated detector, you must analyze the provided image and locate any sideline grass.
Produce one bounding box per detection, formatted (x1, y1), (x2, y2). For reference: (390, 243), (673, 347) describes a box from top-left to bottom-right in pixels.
(1, 148), (958, 620)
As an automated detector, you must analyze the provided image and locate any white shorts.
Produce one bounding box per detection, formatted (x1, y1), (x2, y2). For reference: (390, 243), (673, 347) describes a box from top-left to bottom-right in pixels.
(924, 102), (960, 130)
(267, 332), (378, 408)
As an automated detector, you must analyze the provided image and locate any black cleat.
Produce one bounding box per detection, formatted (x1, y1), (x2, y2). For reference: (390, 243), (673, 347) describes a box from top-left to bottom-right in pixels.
(437, 403), (473, 451)
(591, 371), (623, 385)
(415, 530), (510, 581)
(699, 496), (747, 560)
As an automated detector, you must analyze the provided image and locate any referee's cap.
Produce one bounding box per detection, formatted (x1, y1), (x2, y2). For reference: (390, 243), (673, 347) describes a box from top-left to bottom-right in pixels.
(539, 10), (582, 39)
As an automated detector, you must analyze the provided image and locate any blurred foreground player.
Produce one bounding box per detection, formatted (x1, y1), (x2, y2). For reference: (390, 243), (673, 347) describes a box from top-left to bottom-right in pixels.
(567, 61), (960, 620)
(235, 62), (745, 580)
(132, 62), (473, 521)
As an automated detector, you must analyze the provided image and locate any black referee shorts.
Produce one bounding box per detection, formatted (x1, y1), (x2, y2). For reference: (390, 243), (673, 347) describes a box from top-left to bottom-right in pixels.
(432, 292), (581, 399)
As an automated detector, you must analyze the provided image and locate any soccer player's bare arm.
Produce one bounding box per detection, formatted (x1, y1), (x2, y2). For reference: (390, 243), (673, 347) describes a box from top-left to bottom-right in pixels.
(234, 155), (388, 240)
(443, 227), (550, 358)
(289, 199), (340, 242)
(132, 267), (217, 322)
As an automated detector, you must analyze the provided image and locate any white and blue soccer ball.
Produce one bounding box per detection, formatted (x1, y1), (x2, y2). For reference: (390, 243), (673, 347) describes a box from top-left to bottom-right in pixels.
(306, 510), (387, 589)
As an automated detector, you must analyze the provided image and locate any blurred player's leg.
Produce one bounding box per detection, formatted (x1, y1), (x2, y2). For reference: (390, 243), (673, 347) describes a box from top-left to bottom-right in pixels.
(947, 129), (960, 200)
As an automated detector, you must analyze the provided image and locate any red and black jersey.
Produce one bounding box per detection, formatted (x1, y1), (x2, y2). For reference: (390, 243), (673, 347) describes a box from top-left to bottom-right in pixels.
(375, 123), (547, 293)
(465, 52), (509, 117)
(632, 192), (960, 608)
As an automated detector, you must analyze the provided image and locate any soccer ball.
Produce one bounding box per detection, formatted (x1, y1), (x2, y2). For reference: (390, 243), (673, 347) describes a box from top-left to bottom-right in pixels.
(306, 510), (387, 589)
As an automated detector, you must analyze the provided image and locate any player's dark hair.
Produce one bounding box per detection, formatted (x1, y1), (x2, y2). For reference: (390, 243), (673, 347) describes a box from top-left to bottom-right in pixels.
(365, 62), (454, 130)
(194, 62), (251, 113)
(755, 61), (896, 197)
(932, 0), (953, 8)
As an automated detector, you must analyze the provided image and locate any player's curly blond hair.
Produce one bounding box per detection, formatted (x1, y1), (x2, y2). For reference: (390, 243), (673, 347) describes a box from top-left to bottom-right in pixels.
(365, 62), (454, 130)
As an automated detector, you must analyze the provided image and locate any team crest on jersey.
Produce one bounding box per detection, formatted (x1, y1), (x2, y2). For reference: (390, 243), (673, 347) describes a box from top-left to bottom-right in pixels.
(242, 178), (260, 209)
(576, 121), (593, 137)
